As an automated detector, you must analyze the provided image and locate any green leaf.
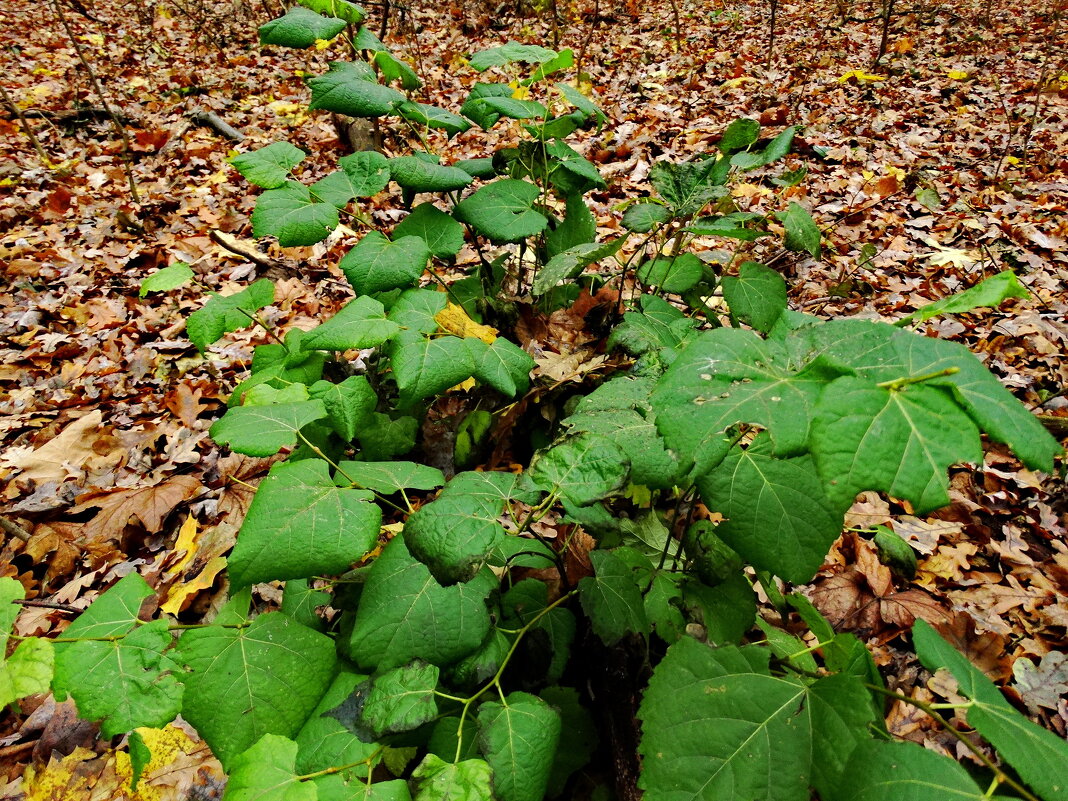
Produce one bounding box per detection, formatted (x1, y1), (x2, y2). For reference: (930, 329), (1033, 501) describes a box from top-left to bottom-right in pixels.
(472, 96), (547, 121)
(295, 670), (379, 774)
(388, 287), (448, 333)
(546, 193), (596, 258)
(390, 335), (478, 405)
(394, 203), (466, 258)
(52, 574), (180, 737)
(780, 201), (821, 259)
(139, 262), (194, 297)
(354, 661), (440, 739)
(697, 436), (842, 583)
(230, 142), (307, 189)
(374, 50), (422, 89)
(282, 579), (330, 631)
(638, 638), (876, 801)
(651, 328), (829, 477)
(554, 82), (606, 128)
(898, 270), (1030, 325)
(685, 213), (768, 241)
(298, 0), (365, 24)
(477, 692), (561, 801)
(827, 740), (987, 801)
(389, 156), (474, 192)
(308, 61), (405, 117)
(311, 152), (392, 207)
(397, 102), (471, 138)
(718, 118), (760, 154)
(473, 337), (535, 396)
(178, 612), (338, 769)
(637, 253), (705, 294)
(460, 83), (514, 128)
(309, 376), (376, 441)
(128, 731), (151, 791)
(545, 140), (605, 190)
(187, 279), (274, 352)
(454, 179), (548, 242)
(650, 159), (728, 216)
(210, 399), (328, 456)
(607, 294), (699, 357)
(540, 687), (597, 796)
(811, 377), (983, 513)
(1, 578), (53, 709)
(260, 6), (347, 48)
(622, 201), (671, 233)
(760, 125), (797, 164)
(229, 459), (381, 587)
(532, 238), (624, 296)
(337, 461), (446, 493)
(579, 550), (649, 644)
(341, 231), (431, 295)
(913, 619), (1068, 801)
(223, 735), (315, 801)
(721, 261), (787, 333)
(528, 431), (630, 506)
(358, 412), (419, 461)
(469, 42), (558, 71)
(523, 47), (573, 83)
(348, 537), (495, 670)
(411, 755), (494, 801)
(644, 571), (686, 642)
(252, 181), (340, 247)
(404, 471), (520, 584)
(302, 295), (400, 351)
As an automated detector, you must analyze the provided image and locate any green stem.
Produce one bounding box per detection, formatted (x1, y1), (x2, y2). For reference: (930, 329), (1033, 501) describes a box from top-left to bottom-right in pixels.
(297, 747), (384, 782)
(235, 307), (288, 350)
(876, 367), (959, 391)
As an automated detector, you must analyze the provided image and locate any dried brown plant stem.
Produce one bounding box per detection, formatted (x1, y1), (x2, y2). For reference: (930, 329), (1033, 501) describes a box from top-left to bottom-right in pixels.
(0, 82), (50, 163)
(50, 0), (140, 202)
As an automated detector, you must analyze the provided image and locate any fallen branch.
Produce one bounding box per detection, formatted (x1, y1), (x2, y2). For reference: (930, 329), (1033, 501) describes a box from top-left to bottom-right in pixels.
(189, 110), (245, 141)
(210, 230), (278, 267)
(0, 516), (32, 543)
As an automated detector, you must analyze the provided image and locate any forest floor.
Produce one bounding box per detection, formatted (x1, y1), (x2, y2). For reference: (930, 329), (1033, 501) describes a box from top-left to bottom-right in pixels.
(0, 0), (1066, 796)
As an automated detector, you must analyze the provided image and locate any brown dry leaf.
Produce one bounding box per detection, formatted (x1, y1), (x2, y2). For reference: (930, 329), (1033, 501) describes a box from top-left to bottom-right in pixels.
(533, 350), (606, 383)
(843, 491), (893, 529)
(931, 613), (1012, 681)
(894, 516), (963, 555)
(70, 475), (202, 544)
(915, 542), (977, 586)
(1012, 652), (1068, 713)
(8, 411), (103, 483)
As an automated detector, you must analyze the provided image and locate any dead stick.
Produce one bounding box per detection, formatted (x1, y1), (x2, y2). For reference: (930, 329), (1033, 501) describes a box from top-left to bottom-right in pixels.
(210, 229), (277, 267)
(1, 517), (32, 543)
(51, 0), (140, 202)
(0, 83), (50, 163)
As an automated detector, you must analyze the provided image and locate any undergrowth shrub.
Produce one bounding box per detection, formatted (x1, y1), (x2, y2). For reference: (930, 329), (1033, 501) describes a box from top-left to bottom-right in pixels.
(6, 2), (1065, 800)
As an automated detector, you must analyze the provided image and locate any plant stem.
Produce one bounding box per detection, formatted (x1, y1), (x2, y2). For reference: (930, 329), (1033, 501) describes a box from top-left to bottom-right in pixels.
(0, 83), (51, 164)
(876, 367), (959, 390)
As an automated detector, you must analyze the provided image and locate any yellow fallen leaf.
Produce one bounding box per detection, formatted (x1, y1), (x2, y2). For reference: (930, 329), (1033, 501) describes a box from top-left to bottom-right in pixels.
(947, 69), (969, 80)
(80, 33), (104, 47)
(313, 37), (336, 50)
(720, 76), (757, 88)
(160, 556), (227, 615)
(168, 514), (199, 575)
(839, 70), (886, 83)
(434, 302), (498, 344)
(24, 747), (99, 801)
(509, 81), (531, 101)
(449, 377), (478, 393)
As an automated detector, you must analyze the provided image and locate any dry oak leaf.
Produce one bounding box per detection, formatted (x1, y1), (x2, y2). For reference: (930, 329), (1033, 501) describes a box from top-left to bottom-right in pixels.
(1013, 651), (1068, 713)
(69, 475), (202, 544)
(8, 410), (103, 483)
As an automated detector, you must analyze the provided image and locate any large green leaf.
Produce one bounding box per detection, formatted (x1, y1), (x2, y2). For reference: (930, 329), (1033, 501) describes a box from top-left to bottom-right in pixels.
(622, 201), (671, 233)
(337, 461), (445, 493)
(545, 140), (605, 190)
(404, 471), (520, 584)
(210, 400), (328, 457)
(295, 670), (379, 774)
(394, 203), (466, 258)
(350, 661), (441, 740)
(186, 279), (275, 352)
(460, 83), (515, 128)
(52, 574), (181, 737)
(309, 376), (376, 441)
(223, 735), (315, 801)
(311, 151), (392, 207)
(540, 687), (597, 796)
(252, 181), (340, 247)
(477, 692), (561, 801)
(308, 61), (405, 117)
(638, 638), (876, 801)
(697, 434), (842, 582)
(178, 611), (338, 769)
(348, 537), (495, 670)
(228, 459), (381, 587)
(454, 179), (547, 243)
(341, 231), (431, 295)
(545, 193), (596, 258)
(358, 412), (419, 460)
(230, 142), (307, 189)
(637, 253), (705, 294)
(826, 740), (988, 801)
(780, 202), (821, 259)
(721, 261), (787, 333)
(528, 431), (630, 506)
(411, 755), (494, 801)
(140, 262), (194, 297)
(397, 102), (471, 138)
(811, 377), (983, 513)
(390, 335), (479, 405)
(718, 118), (760, 154)
(532, 238), (624, 296)
(607, 294), (700, 358)
(302, 295), (400, 351)
(298, 0), (365, 24)
(260, 7), (346, 48)
(0, 578), (53, 709)
(650, 159), (727, 216)
(469, 42), (558, 71)
(472, 337), (534, 397)
(373, 50), (421, 89)
(579, 550), (649, 644)
(898, 270), (1030, 325)
(913, 619), (1068, 801)
(389, 156), (474, 192)
(651, 328), (830, 477)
